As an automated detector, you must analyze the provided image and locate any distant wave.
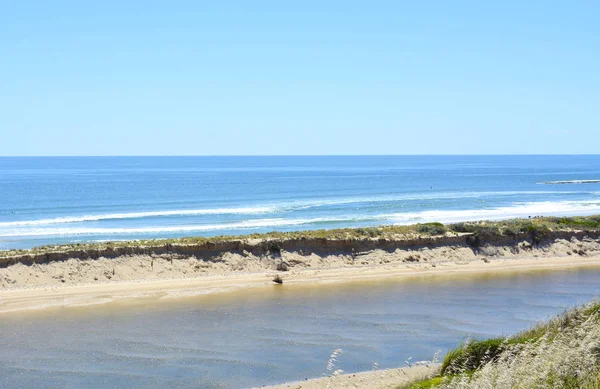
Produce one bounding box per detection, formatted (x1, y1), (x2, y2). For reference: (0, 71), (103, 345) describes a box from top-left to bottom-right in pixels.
(0, 206), (276, 227)
(540, 180), (600, 185)
(2, 200), (600, 238)
(387, 200), (600, 225)
(286, 190), (583, 209)
(0, 190), (587, 227)
(0, 217), (347, 237)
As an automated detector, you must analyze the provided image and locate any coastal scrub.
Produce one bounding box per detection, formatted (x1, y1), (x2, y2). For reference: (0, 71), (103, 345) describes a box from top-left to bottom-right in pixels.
(402, 301), (600, 389)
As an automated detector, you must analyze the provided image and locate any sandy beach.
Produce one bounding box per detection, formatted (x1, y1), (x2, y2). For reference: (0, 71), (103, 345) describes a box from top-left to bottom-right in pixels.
(253, 364), (440, 389)
(1, 232), (600, 314)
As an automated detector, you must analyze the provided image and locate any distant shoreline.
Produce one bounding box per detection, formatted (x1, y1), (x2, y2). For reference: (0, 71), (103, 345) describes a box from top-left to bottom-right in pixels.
(1, 216), (600, 313)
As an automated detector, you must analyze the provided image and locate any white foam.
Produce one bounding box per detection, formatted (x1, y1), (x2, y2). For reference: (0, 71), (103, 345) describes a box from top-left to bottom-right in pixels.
(387, 200), (600, 224)
(0, 190), (587, 228)
(0, 206), (276, 227)
(284, 190), (582, 209)
(2, 200), (600, 238)
(0, 218), (328, 237)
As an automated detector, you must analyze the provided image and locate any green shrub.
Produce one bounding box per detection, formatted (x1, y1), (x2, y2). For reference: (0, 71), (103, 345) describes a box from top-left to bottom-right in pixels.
(450, 223), (499, 235)
(355, 228), (382, 238)
(417, 222), (447, 235)
(449, 223), (470, 233)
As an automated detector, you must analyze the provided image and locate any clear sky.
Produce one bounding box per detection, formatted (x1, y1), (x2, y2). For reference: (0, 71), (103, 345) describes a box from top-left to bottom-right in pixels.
(1, 1), (598, 156)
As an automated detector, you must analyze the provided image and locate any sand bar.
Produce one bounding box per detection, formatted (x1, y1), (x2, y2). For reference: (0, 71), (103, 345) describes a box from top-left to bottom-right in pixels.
(2, 220), (600, 313)
(2, 248), (600, 314)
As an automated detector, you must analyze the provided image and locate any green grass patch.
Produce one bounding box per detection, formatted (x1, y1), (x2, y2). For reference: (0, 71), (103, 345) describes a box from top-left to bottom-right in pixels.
(550, 215), (600, 229)
(441, 337), (506, 375)
(400, 375), (446, 389)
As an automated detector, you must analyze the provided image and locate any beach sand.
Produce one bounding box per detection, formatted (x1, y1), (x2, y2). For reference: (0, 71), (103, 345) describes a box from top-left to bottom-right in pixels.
(253, 364), (440, 389)
(1, 235), (599, 314)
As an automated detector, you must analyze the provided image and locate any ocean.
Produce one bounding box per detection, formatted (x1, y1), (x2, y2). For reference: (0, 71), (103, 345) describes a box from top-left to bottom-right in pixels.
(1, 155), (600, 250)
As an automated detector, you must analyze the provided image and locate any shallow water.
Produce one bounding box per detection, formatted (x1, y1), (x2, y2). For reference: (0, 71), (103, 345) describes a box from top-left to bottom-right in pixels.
(1, 267), (600, 388)
(2, 155), (600, 249)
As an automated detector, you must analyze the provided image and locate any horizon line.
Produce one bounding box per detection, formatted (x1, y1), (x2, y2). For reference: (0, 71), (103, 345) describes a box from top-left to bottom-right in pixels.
(1, 153), (600, 158)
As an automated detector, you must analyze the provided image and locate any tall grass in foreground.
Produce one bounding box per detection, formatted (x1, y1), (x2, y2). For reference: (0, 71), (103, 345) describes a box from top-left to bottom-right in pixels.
(325, 349), (344, 389)
(405, 302), (600, 389)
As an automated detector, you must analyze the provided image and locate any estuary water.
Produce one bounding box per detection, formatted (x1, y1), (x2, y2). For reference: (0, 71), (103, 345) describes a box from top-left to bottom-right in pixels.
(1, 267), (599, 389)
(1, 155), (600, 249)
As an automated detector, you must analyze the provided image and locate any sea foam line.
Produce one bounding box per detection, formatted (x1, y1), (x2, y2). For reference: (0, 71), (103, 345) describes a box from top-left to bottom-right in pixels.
(0, 218), (340, 237)
(0, 190), (587, 227)
(0, 206), (276, 227)
(284, 190), (585, 209)
(388, 200), (600, 224)
(2, 200), (600, 238)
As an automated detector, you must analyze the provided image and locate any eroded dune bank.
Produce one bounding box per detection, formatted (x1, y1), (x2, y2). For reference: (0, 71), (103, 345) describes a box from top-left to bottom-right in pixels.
(1, 225), (600, 313)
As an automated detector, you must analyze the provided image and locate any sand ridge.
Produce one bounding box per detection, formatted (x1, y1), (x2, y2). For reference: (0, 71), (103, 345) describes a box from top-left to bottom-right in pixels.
(1, 235), (600, 313)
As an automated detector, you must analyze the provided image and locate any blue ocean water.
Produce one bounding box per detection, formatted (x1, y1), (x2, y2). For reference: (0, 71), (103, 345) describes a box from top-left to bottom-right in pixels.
(1, 155), (600, 250)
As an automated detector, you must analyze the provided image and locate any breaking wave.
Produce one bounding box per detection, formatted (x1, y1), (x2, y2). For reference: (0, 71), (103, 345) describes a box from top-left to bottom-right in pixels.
(0, 206), (276, 227)
(2, 199), (600, 238)
(0, 191), (587, 228)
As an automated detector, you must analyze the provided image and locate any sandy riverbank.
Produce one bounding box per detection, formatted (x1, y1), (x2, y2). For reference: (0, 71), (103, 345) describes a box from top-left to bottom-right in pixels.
(252, 364), (439, 389)
(1, 232), (600, 313)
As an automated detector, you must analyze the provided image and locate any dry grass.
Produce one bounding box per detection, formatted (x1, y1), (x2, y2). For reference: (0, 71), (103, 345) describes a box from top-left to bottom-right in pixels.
(404, 301), (600, 389)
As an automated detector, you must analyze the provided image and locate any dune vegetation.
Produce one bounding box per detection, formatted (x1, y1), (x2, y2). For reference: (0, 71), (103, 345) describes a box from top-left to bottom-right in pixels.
(401, 301), (600, 389)
(1, 215), (600, 260)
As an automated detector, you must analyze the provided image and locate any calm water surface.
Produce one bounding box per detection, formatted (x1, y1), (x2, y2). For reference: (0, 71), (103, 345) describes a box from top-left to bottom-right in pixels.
(1, 268), (599, 389)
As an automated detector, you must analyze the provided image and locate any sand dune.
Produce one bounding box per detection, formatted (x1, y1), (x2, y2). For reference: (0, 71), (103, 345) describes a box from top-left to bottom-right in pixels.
(1, 232), (600, 314)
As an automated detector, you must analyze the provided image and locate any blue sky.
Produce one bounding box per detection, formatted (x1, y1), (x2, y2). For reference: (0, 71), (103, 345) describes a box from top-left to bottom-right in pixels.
(1, 1), (598, 156)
